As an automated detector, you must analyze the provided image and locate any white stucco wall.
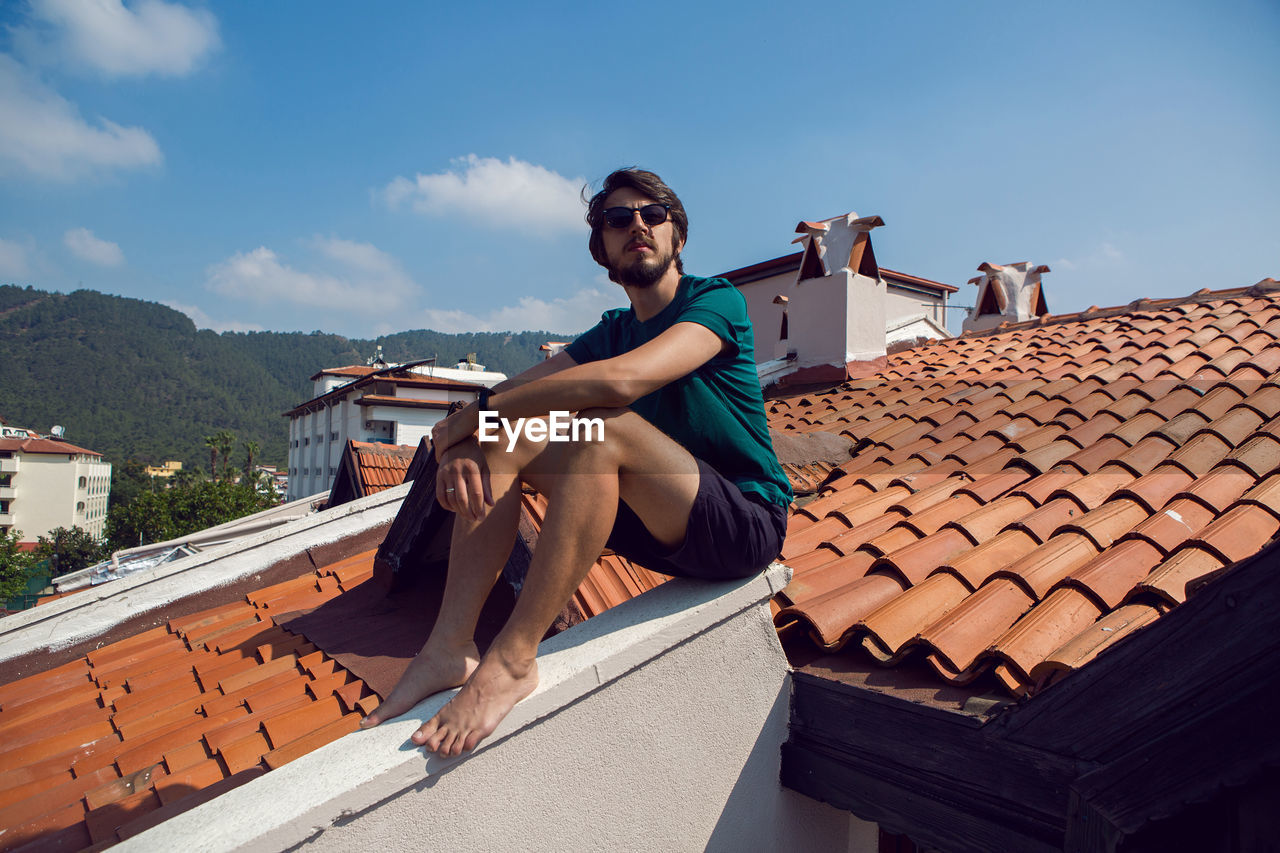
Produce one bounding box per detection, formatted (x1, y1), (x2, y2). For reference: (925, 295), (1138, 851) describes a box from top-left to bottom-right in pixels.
(792, 273), (856, 370)
(736, 271), (795, 362)
(119, 566), (874, 853)
(886, 283), (946, 328)
(737, 271), (947, 370)
(3, 451), (111, 542)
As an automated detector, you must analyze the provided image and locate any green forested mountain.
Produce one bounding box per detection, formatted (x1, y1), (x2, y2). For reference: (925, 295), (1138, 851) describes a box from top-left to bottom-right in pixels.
(0, 285), (573, 473)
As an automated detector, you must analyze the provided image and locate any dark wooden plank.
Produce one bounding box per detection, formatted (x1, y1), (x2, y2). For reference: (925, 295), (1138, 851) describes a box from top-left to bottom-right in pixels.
(995, 540), (1280, 761)
(1067, 674), (1280, 839)
(781, 739), (1062, 853)
(790, 672), (1079, 833)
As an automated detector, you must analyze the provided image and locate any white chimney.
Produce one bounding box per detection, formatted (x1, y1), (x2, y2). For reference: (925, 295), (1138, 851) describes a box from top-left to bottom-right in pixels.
(768, 213), (887, 384)
(961, 262), (1050, 333)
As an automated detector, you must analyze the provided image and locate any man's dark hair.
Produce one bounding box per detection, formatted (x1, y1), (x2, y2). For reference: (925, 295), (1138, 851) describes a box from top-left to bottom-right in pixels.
(585, 168), (688, 275)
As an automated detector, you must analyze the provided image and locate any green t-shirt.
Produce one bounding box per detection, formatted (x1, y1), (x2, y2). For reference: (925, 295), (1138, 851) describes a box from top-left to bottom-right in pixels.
(565, 275), (793, 508)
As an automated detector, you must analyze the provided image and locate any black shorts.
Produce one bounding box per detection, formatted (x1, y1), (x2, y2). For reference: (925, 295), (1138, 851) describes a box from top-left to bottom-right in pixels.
(605, 458), (788, 581)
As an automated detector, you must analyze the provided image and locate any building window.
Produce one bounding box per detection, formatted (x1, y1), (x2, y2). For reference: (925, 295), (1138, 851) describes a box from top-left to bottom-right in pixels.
(330, 431), (339, 441)
(0, 500), (8, 513)
(79, 476), (88, 488)
(303, 437), (309, 446)
(0, 474), (9, 487)
(76, 501), (86, 512)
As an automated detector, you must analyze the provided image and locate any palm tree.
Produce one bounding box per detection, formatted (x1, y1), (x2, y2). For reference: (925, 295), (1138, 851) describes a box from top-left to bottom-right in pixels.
(243, 440), (259, 480)
(204, 434), (219, 478)
(214, 431), (235, 481)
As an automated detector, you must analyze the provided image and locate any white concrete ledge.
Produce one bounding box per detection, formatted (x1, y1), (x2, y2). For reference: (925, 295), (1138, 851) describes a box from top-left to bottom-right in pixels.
(118, 563), (794, 853)
(0, 485), (409, 663)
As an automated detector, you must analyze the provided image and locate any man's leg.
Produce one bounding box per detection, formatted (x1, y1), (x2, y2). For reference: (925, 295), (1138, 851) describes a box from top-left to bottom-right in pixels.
(410, 408), (701, 757)
(360, 441), (529, 728)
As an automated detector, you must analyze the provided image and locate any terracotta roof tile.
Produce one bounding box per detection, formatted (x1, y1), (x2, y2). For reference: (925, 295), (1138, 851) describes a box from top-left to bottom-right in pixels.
(860, 572), (970, 662)
(218, 730), (271, 775)
(819, 514), (901, 559)
(1063, 538), (1167, 609)
(770, 285), (1280, 698)
(263, 713), (362, 771)
(989, 587), (1104, 695)
(921, 580), (1036, 682)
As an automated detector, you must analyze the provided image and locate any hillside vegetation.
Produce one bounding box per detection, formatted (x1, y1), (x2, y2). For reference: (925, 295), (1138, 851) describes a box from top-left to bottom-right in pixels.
(0, 285), (573, 472)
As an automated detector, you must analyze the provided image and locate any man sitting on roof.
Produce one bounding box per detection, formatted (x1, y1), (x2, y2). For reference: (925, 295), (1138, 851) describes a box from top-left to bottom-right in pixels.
(360, 168), (792, 756)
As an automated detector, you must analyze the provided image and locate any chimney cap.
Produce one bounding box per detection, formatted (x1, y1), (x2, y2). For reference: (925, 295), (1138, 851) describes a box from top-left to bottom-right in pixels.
(976, 261), (1051, 275)
(788, 212), (880, 242)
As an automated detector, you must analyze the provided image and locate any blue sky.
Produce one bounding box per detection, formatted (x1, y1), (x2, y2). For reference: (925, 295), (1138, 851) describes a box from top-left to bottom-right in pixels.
(1, 1), (1276, 340)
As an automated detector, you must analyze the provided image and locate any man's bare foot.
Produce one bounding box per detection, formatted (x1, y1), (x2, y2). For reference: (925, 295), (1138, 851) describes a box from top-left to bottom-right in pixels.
(412, 648), (539, 757)
(359, 639), (480, 728)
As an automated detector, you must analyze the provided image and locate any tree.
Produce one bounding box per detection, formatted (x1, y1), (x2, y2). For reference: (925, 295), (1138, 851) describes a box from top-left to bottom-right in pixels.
(204, 434), (219, 479)
(243, 439), (259, 479)
(33, 527), (109, 577)
(109, 459), (155, 514)
(214, 430), (236, 481)
(1, 528), (35, 603)
(105, 478), (275, 552)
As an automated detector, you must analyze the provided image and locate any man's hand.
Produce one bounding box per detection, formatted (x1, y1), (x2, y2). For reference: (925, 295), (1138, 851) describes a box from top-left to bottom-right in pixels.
(435, 438), (494, 521)
(432, 402), (481, 461)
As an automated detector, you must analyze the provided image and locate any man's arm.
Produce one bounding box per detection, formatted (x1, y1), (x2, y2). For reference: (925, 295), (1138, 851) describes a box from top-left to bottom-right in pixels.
(432, 322), (724, 519)
(488, 349), (579, 395)
(496, 321), (726, 415)
(434, 321), (723, 456)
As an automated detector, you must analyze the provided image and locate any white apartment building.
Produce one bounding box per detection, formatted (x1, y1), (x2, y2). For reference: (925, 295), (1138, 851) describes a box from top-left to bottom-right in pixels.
(284, 360), (504, 501)
(0, 428), (112, 544)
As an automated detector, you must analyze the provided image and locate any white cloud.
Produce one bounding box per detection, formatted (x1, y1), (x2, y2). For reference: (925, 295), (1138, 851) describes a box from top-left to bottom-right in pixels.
(420, 287), (619, 334)
(16, 0), (220, 77)
(1054, 241), (1127, 274)
(163, 300), (264, 333)
(63, 227), (124, 266)
(0, 237), (32, 280)
(206, 237), (418, 314)
(0, 55), (162, 180)
(382, 155), (586, 235)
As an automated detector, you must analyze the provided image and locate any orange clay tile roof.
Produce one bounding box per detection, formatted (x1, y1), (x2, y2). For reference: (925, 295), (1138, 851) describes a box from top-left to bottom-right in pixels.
(0, 552), (379, 851)
(0, 529), (663, 849)
(0, 437), (102, 456)
(349, 441), (417, 496)
(769, 281), (1280, 697)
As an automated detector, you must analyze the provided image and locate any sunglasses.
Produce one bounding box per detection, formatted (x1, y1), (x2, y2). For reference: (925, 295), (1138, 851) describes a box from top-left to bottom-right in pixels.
(602, 203), (671, 229)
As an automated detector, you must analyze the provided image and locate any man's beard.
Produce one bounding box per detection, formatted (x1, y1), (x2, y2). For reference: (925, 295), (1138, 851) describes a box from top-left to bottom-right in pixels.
(610, 239), (680, 288)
